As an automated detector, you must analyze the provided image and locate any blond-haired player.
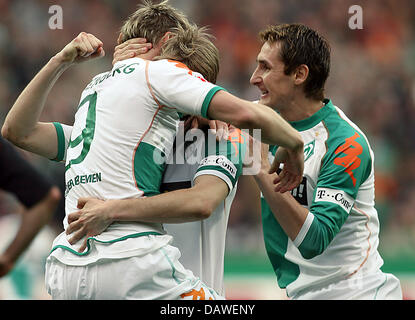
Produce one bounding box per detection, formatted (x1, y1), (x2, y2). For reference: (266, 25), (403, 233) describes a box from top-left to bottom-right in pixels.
(3, 2), (303, 299)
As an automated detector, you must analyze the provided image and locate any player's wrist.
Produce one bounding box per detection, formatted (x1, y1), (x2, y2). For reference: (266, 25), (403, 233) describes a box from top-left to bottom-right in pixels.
(104, 199), (119, 223)
(254, 167), (270, 180)
(50, 52), (75, 69)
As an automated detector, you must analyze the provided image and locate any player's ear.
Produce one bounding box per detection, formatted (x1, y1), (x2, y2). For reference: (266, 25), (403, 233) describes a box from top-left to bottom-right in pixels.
(117, 33), (123, 45)
(294, 64), (309, 86)
(161, 32), (173, 44)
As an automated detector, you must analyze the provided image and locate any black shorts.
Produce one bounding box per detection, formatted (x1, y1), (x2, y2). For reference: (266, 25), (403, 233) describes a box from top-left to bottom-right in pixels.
(0, 136), (53, 208)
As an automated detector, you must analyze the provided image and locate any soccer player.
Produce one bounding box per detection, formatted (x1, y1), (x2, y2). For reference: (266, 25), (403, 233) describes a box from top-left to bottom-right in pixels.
(62, 37), (252, 297)
(66, 117), (248, 296)
(2, 2), (302, 299)
(0, 136), (61, 278)
(250, 24), (402, 299)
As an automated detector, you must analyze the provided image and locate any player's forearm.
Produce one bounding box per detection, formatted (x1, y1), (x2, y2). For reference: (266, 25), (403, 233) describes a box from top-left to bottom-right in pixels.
(2, 55), (70, 144)
(255, 103), (303, 151)
(109, 190), (213, 224)
(254, 170), (308, 241)
(2, 187), (60, 265)
(208, 91), (303, 151)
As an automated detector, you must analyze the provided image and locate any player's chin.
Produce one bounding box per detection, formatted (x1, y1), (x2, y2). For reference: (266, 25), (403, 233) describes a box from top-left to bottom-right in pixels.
(259, 95), (272, 107)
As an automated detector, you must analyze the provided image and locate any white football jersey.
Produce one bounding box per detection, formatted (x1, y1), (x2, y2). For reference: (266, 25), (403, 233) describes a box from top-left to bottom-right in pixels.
(49, 58), (223, 264)
(161, 124), (247, 295)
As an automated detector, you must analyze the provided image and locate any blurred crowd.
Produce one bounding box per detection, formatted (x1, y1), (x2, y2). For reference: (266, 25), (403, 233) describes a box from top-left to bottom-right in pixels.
(0, 0), (414, 259)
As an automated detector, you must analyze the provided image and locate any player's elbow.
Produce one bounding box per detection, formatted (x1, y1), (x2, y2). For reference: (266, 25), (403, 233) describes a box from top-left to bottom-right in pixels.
(296, 217), (336, 260)
(193, 197), (216, 220)
(47, 186), (62, 205)
(197, 201), (215, 220)
(42, 186), (61, 218)
(2, 122), (26, 147)
(298, 245), (326, 260)
(1, 122), (13, 141)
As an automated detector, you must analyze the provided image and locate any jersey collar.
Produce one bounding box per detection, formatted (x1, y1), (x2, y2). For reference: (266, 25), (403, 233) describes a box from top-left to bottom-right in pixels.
(289, 98), (334, 132)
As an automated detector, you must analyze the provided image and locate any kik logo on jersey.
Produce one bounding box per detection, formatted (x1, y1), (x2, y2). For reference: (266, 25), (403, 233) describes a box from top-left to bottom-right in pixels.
(333, 132), (362, 186)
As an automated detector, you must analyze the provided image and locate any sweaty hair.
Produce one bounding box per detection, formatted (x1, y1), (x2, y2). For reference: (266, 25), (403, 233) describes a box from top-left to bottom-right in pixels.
(119, 0), (189, 45)
(156, 24), (220, 84)
(259, 24), (331, 101)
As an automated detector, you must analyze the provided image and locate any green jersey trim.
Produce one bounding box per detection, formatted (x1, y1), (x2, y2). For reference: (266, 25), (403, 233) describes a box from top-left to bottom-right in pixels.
(49, 231), (163, 256)
(201, 86), (226, 119)
(289, 99), (333, 131)
(195, 129), (247, 188)
(52, 122), (65, 162)
(195, 167), (235, 191)
(261, 198), (300, 288)
(133, 142), (165, 197)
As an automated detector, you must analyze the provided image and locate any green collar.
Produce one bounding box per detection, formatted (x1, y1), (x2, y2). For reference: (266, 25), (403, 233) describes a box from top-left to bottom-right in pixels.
(289, 99), (334, 131)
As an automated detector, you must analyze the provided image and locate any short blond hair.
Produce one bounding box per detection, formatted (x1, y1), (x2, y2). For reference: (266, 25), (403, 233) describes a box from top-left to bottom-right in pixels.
(120, 0), (189, 45)
(157, 24), (220, 84)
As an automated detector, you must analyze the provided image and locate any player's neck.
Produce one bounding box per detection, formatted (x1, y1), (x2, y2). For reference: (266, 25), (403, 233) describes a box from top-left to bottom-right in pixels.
(279, 96), (325, 122)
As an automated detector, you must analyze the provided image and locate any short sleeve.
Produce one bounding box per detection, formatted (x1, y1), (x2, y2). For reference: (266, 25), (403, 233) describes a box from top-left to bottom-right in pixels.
(52, 122), (73, 162)
(193, 128), (247, 193)
(147, 60), (225, 118)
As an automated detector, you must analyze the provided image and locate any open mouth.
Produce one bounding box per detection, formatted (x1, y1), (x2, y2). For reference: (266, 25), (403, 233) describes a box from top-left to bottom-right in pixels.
(260, 90), (269, 98)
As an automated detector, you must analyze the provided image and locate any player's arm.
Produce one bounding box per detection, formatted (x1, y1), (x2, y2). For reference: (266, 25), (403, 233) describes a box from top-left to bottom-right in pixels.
(207, 91), (304, 191)
(208, 91), (302, 150)
(112, 38), (302, 152)
(256, 132), (372, 259)
(0, 187), (61, 277)
(1, 32), (104, 159)
(65, 175), (229, 252)
(0, 138), (61, 277)
(254, 143), (309, 242)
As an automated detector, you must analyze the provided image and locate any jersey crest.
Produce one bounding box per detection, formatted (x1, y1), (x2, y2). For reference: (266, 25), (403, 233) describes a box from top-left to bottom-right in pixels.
(304, 140), (315, 162)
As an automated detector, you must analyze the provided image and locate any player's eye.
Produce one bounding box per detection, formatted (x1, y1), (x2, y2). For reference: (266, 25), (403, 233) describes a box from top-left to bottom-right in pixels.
(260, 62), (270, 71)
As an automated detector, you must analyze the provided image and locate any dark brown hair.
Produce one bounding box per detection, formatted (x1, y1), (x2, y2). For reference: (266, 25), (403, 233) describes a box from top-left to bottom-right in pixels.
(259, 24), (331, 101)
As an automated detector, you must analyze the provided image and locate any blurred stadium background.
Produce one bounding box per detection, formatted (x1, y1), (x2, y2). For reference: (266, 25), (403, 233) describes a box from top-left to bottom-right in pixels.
(0, 0), (414, 299)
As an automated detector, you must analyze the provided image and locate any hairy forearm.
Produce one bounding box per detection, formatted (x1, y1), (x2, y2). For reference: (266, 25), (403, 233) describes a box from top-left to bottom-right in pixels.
(208, 91), (303, 151)
(2, 56), (69, 143)
(254, 170), (308, 241)
(109, 189), (213, 224)
(253, 103), (303, 150)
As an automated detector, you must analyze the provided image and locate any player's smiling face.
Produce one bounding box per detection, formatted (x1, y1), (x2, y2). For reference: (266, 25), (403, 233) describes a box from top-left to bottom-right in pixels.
(250, 41), (295, 111)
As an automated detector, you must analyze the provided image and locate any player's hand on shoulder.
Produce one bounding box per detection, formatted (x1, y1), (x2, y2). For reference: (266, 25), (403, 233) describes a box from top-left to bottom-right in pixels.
(55, 32), (105, 65)
(112, 38), (153, 65)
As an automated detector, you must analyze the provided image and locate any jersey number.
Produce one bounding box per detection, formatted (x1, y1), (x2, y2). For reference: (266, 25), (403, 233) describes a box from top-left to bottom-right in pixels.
(65, 92), (97, 171)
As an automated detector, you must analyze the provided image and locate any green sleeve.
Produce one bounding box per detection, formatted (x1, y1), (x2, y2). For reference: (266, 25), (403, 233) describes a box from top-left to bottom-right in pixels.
(201, 86), (228, 119)
(297, 131), (372, 259)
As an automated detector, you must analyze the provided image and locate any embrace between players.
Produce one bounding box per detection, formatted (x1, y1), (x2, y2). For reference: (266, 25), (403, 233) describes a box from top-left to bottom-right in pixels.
(2, 0), (402, 300)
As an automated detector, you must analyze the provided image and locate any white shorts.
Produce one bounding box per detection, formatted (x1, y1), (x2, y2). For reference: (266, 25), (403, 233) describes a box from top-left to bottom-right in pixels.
(291, 270), (402, 300)
(45, 243), (223, 300)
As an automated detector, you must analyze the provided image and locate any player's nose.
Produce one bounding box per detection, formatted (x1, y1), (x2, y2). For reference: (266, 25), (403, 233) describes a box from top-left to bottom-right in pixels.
(250, 68), (261, 86)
